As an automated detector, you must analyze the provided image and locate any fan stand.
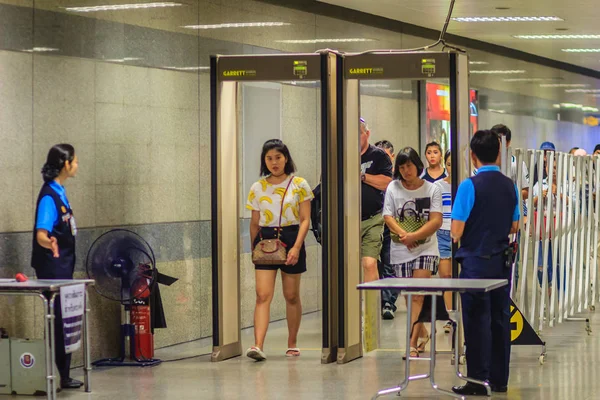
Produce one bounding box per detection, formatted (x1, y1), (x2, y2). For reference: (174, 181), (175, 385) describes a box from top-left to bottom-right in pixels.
(92, 305), (162, 367)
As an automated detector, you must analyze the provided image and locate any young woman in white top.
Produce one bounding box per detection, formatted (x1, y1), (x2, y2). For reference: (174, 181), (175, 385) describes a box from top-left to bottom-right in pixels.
(435, 150), (453, 333)
(383, 147), (443, 358)
(245, 139), (313, 361)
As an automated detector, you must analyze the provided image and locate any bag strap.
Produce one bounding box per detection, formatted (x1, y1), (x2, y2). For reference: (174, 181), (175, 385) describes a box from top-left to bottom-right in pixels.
(398, 200), (417, 218)
(277, 176), (294, 231)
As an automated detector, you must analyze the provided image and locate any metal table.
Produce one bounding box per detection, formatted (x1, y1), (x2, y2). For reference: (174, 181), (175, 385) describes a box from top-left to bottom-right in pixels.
(358, 278), (508, 400)
(0, 279), (95, 400)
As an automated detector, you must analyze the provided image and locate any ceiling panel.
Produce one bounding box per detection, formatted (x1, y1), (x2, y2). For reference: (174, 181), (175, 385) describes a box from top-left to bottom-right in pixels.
(319, 0), (600, 72)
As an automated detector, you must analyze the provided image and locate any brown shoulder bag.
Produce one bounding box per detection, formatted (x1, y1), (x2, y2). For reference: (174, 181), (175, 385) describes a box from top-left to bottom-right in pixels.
(252, 177), (294, 265)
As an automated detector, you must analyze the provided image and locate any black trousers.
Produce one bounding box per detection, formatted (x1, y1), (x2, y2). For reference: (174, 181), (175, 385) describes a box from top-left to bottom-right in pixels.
(459, 254), (511, 387)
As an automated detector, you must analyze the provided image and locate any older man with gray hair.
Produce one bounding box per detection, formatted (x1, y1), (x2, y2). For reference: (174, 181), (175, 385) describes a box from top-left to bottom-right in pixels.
(360, 118), (393, 282)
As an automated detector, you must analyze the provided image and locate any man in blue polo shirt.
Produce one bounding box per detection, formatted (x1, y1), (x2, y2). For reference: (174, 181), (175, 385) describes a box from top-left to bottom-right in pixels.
(451, 130), (519, 396)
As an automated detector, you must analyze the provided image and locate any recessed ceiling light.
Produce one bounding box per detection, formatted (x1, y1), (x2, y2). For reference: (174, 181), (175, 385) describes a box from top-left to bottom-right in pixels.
(452, 16), (563, 22)
(360, 83), (390, 88)
(105, 57), (144, 62)
(163, 66), (210, 71)
(583, 106), (599, 112)
(184, 22), (290, 29)
(65, 2), (182, 12)
(469, 61), (489, 65)
(565, 88), (600, 93)
(503, 78), (545, 82)
(489, 109), (507, 114)
(23, 47), (59, 52)
(275, 38), (374, 43)
(471, 70), (526, 74)
(540, 83), (589, 87)
(516, 34), (600, 39)
(562, 48), (600, 52)
(387, 90), (413, 94)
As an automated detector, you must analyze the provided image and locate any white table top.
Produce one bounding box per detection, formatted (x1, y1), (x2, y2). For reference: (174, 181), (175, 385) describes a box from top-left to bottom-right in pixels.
(357, 278), (507, 293)
(0, 279), (95, 292)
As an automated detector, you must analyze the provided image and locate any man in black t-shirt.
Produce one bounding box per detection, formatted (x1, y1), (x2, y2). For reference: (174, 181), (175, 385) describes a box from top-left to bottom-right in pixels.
(360, 118), (393, 282)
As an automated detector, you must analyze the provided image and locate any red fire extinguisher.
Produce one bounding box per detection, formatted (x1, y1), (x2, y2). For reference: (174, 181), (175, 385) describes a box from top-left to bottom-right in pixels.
(130, 277), (154, 360)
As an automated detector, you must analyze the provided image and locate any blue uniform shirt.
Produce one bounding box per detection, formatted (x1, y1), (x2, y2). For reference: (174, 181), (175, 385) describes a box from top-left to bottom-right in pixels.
(452, 165), (520, 223)
(35, 181), (71, 232)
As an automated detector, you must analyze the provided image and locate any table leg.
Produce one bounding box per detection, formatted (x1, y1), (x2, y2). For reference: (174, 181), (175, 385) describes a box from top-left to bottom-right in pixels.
(48, 294), (58, 400)
(83, 286), (92, 392)
(429, 295), (465, 399)
(372, 293), (413, 399)
(39, 294), (52, 400)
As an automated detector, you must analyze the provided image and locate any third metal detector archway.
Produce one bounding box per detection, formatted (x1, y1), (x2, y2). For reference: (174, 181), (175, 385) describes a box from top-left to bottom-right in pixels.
(338, 51), (472, 364)
(210, 51), (344, 363)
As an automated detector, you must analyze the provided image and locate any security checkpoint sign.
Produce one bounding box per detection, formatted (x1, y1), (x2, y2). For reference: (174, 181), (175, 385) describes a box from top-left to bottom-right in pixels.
(510, 299), (544, 345)
(60, 284), (85, 354)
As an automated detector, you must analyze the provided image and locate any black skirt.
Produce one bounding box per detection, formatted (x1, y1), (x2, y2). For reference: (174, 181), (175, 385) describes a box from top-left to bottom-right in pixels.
(253, 225), (307, 274)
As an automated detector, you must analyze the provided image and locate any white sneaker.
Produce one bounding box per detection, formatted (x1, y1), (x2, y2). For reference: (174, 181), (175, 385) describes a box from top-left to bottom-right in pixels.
(246, 346), (267, 361)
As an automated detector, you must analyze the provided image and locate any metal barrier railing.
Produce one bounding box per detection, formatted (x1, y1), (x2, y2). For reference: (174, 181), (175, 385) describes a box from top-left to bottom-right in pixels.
(509, 148), (598, 334)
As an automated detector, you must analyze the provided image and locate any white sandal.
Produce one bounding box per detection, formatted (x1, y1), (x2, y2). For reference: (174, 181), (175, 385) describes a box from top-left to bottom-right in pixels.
(286, 348), (301, 357)
(246, 346), (267, 361)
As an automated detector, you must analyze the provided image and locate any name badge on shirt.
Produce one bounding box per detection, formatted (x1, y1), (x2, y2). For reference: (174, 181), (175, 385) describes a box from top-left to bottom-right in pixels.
(62, 212), (78, 236)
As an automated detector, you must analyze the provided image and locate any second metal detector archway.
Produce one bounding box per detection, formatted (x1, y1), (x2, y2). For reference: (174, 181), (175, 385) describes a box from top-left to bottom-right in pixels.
(338, 51), (471, 364)
(210, 51), (343, 363)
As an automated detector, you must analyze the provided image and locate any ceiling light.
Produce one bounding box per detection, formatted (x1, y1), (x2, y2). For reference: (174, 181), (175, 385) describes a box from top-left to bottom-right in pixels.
(360, 83), (390, 88)
(565, 88), (600, 93)
(275, 38), (374, 44)
(540, 83), (589, 88)
(471, 70), (526, 74)
(23, 47), (59, 52)
(65, 2), (182, 12)
(453, 16), (562, 22)
(503, 78), (545, 82)
(469, 61), (489, 65)
(184, 22), (290, 29)
(163, 66), (210, 71)
(488, 109), (507, 114)
(583, 106), (599, 112)
(515, 34), (600, 39)
(105, 57), (144, 62)
(562, 48), (600, 52)
(387, 90), (413, 94)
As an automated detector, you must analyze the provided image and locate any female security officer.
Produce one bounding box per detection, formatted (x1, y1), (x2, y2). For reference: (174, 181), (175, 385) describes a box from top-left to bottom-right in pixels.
(31, 144), (82, 389)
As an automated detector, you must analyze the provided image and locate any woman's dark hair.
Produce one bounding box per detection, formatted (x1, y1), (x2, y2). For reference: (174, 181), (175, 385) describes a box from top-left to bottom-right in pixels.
(594, 144), (600, 153)
(259, 139), (296, 176)
(393, 147), (424, 180)
(444, 149), (451, 164)
(470, 130), (499, 164)
(41, 144), (75, 183)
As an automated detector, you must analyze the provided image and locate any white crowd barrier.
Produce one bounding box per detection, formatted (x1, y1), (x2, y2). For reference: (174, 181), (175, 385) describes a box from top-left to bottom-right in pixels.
(507, 148), (598, 333)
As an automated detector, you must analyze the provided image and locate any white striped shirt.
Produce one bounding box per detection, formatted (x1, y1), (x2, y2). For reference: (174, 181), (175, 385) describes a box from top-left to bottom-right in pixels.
(436, 179), (452, 231)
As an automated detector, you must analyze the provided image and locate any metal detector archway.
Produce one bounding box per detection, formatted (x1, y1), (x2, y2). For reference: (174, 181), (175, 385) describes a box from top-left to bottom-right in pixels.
(338, 51), (471, 364)
(210, 51), (343, 363)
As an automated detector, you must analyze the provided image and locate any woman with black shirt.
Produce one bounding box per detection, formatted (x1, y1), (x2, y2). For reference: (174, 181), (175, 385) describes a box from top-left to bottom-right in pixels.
(31, 144), (81, 389)
(421, 142), (447, 183)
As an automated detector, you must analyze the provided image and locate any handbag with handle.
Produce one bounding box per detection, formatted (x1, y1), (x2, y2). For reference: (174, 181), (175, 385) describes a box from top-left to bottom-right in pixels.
(252, 177), (294, 265)
(390, 200), (428, 244)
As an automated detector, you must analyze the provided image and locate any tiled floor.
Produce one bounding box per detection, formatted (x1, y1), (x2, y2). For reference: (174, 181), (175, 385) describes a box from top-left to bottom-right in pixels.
(37, 299), (600, 400)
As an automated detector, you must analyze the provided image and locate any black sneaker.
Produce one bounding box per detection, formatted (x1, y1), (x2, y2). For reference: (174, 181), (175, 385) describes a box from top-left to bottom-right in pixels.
(382, 306), (395, 320)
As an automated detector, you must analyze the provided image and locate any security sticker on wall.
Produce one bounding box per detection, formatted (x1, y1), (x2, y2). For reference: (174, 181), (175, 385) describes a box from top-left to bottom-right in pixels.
(20, 353), (35, 369)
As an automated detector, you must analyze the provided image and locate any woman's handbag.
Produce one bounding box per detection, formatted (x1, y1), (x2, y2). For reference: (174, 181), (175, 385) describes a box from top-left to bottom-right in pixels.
(390, 200), (428, 244)
(252, 177), (294, 265)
